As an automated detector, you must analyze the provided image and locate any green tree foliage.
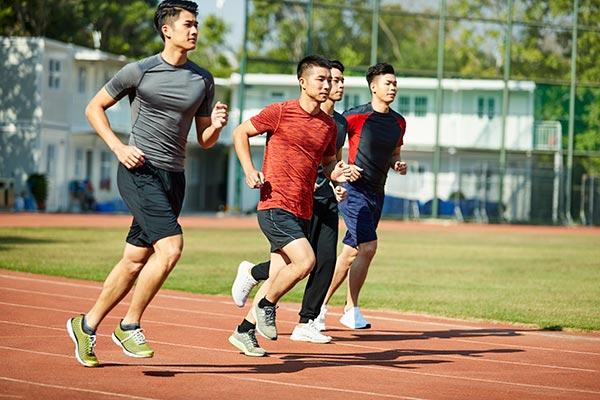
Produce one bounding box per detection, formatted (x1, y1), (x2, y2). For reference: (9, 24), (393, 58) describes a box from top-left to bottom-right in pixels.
(1, 0), (161, 58)
(188, 14), (235, 78)
(447, 0), (600, 174)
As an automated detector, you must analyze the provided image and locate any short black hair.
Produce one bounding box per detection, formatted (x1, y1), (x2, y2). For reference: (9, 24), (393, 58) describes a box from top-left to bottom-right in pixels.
(329, 60), (345, 73)
(154, 0), (198, 41)
(366, 62), (395, 85)
(297, 55), (332, 79)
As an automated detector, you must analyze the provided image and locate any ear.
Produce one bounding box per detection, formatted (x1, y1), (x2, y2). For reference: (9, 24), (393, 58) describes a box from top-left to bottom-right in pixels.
(162, 24), (171, 39)
(299, 77), (306, 90)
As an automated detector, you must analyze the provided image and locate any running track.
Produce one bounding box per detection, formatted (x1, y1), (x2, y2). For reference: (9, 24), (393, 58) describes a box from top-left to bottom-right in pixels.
(1, 213), (599, 399)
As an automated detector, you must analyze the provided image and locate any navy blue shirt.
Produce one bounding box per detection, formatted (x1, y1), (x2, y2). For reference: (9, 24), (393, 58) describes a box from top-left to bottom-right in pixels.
(343, 103), (406, 193)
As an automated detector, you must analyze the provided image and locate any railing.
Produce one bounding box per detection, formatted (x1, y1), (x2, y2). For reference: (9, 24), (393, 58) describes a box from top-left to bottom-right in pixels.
(533, 121), (562, 151)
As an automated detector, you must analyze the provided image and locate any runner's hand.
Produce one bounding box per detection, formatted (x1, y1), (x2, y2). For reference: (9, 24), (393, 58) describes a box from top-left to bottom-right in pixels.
(334, 185), (347, 202)
(115, 144), (145, 170)
(394, 161), (407, 175)
(211, 101), (228, 129)
(246, 170), (265, 189)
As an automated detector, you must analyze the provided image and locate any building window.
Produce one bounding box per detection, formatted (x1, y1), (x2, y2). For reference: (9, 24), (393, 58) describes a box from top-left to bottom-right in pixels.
(48, 59), (62, 89)
(414, 96), (428, 117)
(487, 98), (495, 119)
(78, 67), (87, 93)
(343, 94), (361, 111)
(397, 96), (410, 115)
(46, 144), (56, 176)
(74, 148), (84, 179)
(478, 96), (496, 119)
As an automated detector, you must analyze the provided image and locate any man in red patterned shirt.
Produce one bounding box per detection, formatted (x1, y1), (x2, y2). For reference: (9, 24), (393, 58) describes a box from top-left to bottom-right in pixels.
(229, 55), (352, 356)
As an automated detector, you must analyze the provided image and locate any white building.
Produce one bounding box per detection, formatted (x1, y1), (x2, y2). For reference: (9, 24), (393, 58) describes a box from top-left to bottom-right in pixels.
(1, 37), (229, 213)
(1, 37), (561, 222)
(224, 73), (561, 223)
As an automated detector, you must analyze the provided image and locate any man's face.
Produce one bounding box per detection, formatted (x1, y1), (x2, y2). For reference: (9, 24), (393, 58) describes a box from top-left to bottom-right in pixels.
(370, 73), (397, 105)
(163, 9), (198, 51)
(328, 68), (345, 102)
(300, 66), (332, 103)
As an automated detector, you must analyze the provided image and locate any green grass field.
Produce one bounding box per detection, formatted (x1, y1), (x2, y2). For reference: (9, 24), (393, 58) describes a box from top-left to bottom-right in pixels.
(1, 225), (599, 331)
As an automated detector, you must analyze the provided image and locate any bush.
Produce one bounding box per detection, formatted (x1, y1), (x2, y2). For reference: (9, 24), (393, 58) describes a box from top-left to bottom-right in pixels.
(27, 173), (48, 210)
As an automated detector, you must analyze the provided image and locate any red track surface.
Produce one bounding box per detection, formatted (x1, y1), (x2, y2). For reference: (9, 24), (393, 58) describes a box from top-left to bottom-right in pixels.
(1, 213), (599, 399)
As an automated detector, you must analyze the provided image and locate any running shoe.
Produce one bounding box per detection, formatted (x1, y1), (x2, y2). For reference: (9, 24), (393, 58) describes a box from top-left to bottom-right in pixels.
(253, 303), (278, 340)
(232, 261), (259, 307)
(290, 320), (332, 343)
(339, 306), (371, 329)
(66, 315), (99, 367)
(314, 304), (328, 331)
(112, 322), (154, 358)
(228, 328), (267, 357)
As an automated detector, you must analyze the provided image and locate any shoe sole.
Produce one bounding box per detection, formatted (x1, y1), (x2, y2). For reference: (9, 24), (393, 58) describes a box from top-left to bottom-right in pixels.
(228, 335), (267, 357)
(290, 334), (331, 344)
(66, 319), (98, 367)
(252, 307), (277, 340)
(111, 333), (154, 358)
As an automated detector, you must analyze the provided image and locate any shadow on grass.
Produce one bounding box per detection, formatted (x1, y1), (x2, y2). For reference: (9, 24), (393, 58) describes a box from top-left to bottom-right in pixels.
(0, 235), (58, 250)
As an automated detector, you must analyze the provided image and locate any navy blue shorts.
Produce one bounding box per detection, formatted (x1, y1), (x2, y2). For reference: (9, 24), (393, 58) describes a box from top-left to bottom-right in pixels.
(257, 208), (310, 253)
(338, 183), (384, 247)
(117, 162), (185, 247)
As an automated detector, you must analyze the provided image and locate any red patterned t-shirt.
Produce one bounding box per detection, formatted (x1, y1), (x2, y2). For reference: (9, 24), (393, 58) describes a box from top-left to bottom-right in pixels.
(250, 99), (337, 220)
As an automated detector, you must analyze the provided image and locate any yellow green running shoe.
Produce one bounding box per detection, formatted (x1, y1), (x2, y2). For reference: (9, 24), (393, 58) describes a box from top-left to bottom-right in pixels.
(112, 323), (154, 358)
(66, 315), (99, 367)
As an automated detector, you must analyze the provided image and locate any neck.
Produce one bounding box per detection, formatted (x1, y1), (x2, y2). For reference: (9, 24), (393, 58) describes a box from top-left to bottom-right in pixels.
(299, 95), (322, 116)
(320, 99), (335, 115)
(371, 96), (390, 113)
(161, 44), (188, 66)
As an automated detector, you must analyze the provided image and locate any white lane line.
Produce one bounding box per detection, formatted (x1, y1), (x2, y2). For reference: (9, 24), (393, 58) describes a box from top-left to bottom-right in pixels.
(2, 274), (599, 343)
(2, 342), (598, 398)
(0, 345), (423, 400)
(2, 287), (600, 359)
(0, 377), (161, 400)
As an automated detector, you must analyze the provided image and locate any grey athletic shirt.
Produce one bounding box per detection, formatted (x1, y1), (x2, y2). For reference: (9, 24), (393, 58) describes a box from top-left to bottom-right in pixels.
(105, 54), (215, 172)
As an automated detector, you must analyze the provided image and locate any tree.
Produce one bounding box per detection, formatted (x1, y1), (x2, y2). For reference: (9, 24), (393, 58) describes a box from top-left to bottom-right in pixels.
(188, 14), (236, 78)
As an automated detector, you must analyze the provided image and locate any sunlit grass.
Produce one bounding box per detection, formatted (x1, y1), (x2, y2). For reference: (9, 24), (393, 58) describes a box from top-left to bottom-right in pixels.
(1, 226), (598, 331)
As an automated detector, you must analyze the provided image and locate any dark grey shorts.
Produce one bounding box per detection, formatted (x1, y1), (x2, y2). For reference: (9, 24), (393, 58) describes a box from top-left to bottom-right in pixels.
(257, 208), (310, 253)
(117, 162), (185, 247)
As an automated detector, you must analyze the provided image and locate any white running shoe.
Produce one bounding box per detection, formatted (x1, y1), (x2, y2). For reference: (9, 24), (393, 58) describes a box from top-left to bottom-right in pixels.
(339, 306), (371, 329)
(314, 304), (328, 331)
(290, 320), (332, 343)
(231, 261), (258, 307)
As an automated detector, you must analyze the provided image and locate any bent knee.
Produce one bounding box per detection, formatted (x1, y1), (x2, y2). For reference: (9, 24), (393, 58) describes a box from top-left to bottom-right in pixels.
(160, 246), (183, 267)
(295, 257), (316, 279)
(359, 242), (378, 259)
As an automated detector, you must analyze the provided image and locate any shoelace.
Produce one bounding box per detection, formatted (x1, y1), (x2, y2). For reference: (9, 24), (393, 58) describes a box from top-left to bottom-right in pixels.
(122, 328), (147, 345)
(87, 335), (97, 356)
(245, 329), (260, 348)
(263, 305), (277, 326)
(306, 320), (329, 338)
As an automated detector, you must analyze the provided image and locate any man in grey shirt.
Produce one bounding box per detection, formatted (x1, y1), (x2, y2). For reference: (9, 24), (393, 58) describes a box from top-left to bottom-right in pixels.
(66, 0), (228, 367)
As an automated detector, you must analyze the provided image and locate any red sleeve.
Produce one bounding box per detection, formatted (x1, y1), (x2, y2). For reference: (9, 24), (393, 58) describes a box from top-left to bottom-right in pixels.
(250, 103), (281, 134)
(396, 116), (406, 147)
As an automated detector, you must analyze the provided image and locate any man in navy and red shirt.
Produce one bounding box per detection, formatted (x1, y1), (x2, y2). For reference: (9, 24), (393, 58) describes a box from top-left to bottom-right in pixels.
(321, 62), (408, 329)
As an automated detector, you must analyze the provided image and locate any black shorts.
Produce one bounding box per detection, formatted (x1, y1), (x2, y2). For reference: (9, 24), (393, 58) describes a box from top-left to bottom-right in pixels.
(257, 208), (310, 253)
(117, 162), (185, 247)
